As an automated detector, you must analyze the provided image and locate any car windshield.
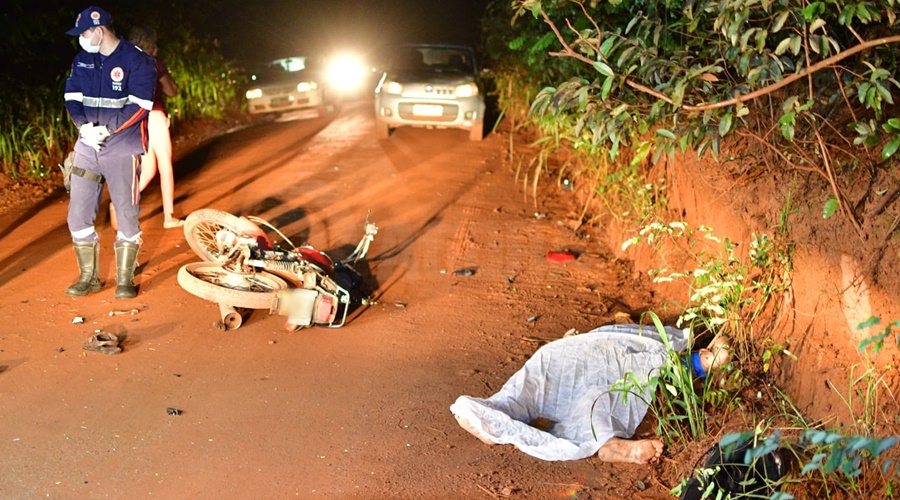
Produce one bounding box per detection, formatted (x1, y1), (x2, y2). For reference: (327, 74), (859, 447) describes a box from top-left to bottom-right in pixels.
(251, 56), (314, 83)
(390, 47), (474, 74)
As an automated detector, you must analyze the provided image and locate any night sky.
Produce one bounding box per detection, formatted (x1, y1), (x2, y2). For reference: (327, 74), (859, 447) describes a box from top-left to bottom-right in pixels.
(225, 0), (491, 63)
(0, 0), (493, 86)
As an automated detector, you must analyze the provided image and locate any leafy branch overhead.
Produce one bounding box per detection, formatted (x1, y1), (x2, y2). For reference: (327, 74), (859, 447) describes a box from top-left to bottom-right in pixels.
(509, 0), (900, 232)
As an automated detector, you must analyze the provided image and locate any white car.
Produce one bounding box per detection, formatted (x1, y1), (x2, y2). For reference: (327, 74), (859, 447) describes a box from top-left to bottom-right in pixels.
(374, 44), (486, 141)
(245, 56), (337, 117)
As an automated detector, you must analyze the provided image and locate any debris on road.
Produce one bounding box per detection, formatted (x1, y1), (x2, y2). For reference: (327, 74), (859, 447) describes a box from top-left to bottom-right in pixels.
(166, 407), (182, 416)
(72, 316), (84, 324)
(109, 308), (140, 316)
(453, 268), (476, 277)
(82, 331), (122, 355)
(546, 250), (576, 262)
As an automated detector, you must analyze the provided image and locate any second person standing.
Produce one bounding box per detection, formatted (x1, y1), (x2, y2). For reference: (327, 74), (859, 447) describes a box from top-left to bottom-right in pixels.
(129, 25), (182, 228)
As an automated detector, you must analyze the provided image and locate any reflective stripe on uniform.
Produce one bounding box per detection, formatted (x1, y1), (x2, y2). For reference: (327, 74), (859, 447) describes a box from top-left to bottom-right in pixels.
(72, 226), (96, 239)
(116, 230), (142, 244)
(127, 94), (154, 111)
(82, 96), (130, 109)
(64, 92), (85, 102)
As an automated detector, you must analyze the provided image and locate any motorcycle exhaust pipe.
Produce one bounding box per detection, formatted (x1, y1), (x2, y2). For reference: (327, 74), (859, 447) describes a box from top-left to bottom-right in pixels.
(218, 303), (243, 330)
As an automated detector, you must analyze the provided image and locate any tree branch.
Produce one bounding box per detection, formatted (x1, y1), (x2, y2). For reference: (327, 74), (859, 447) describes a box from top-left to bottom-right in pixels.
(539, 8), (900, 112)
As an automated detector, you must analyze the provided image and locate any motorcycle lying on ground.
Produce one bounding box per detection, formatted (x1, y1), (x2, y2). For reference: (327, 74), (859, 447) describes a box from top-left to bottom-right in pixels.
(177, 208), (378, 330)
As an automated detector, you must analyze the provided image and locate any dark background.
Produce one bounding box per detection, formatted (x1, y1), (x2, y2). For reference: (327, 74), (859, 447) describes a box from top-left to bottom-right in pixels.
(0, 0), (490, 87)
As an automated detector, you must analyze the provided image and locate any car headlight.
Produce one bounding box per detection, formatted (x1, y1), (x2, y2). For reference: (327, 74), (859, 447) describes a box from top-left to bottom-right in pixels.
(326, 54), (368, 92)
(246, 88), (263, 99)
(297, 81), (318, 92)
(455, 83), (479, 98)
(385, 81), (403, 95)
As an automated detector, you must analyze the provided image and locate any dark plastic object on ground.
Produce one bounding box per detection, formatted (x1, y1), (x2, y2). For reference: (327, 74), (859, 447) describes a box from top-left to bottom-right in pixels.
(680, 434), (789, 500)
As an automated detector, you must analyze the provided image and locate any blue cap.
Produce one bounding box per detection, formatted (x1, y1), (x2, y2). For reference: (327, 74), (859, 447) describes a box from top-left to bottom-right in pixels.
(66, 6), (113, 36)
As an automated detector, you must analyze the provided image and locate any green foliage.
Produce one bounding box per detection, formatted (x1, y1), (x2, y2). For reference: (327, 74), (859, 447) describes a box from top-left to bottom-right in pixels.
(673, 428), (900, 499)
(487, 0), (900, 229)
(162, 29), (246, 121)
(0, 84), (74, 180)
(822, 196), (839, 219)
(857, 316), (900, 353)
(0, 3), (245, 180)
(798, 429), (900, 497)
(622, 223), (791, 365)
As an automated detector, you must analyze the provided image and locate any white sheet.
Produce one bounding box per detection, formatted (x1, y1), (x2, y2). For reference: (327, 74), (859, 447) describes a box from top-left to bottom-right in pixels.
(450, 324), (687, 461)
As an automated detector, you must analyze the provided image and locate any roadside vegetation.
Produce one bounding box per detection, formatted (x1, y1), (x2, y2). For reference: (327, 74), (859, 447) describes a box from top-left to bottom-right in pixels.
(0, 2), (245, 182)
(481, 0), (900, 496)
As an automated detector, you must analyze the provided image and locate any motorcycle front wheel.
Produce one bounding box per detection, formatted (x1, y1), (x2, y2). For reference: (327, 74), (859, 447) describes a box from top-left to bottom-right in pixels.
(184, 208), (271, 262)
(177, 262), (288, 310)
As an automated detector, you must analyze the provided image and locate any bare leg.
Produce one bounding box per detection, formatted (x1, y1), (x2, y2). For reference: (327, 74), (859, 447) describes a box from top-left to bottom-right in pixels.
(596, 437), (663, 464)
(151, 113), (178, 224)
(138, 150), (157, 192)
(143, 110), (182, 227)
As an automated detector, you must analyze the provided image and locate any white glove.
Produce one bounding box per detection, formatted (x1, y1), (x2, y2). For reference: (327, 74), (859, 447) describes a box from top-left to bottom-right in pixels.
(79, 122), (94, 138)
(79, 123), (111, 152)
(79, 123), (111, 145)
(93, 125), (111, 142)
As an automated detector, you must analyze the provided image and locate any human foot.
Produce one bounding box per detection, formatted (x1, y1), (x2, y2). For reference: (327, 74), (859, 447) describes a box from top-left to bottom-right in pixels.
(596, 437), (663, 463)
(164, 218), (185, 229)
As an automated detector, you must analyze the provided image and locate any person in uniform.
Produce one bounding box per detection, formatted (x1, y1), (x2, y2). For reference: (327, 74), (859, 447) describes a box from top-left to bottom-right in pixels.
(63, 6), (156, 299)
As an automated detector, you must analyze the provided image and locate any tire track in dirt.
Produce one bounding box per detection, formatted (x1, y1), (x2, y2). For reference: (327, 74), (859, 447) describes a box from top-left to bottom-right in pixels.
(447, 205), (479, 276)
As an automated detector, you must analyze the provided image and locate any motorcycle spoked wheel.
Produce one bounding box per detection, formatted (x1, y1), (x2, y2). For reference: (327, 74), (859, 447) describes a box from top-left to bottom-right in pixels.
(183, 208), (272, 263)
(177, 262), (288, 310)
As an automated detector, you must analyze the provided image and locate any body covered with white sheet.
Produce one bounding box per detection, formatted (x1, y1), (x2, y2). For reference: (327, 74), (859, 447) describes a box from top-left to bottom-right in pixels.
(450, 324), (687, 461)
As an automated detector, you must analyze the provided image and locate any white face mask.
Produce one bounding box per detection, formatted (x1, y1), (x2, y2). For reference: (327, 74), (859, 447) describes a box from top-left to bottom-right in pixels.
(79, 29), (101, 53)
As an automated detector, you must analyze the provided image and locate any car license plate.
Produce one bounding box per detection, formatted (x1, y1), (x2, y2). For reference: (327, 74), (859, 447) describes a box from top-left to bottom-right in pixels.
(412, 104), (443, 117)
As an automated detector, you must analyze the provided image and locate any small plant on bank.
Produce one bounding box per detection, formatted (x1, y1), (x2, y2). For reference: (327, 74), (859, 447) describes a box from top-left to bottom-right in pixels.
(622, 222), (791, 369)
(857, 316), (900, 355)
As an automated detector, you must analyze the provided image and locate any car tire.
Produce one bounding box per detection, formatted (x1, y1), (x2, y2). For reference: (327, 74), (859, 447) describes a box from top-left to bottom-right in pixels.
(468, 121), (484, 142)
(376, 118), (391, 139)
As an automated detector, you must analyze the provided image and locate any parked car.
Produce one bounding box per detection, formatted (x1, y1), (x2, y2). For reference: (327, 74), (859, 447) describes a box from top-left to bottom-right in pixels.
(245, 56), (338, 117)
(374, 44), (486, 141)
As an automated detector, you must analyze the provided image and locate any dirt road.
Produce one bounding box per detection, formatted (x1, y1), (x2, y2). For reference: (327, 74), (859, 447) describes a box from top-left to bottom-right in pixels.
(0, 100), (666, 499)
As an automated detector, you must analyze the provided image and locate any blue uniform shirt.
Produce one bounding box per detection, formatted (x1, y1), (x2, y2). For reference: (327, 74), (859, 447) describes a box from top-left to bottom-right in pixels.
(64, 38), (156, 157)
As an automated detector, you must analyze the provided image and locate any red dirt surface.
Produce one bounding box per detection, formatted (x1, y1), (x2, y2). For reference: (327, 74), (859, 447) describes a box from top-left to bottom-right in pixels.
(0, 101), (676, 499)
(3, 98), (897, 499)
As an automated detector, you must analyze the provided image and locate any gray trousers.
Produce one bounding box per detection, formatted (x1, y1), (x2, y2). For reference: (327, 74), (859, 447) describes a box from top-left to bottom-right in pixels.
(67, 151), (142, 243)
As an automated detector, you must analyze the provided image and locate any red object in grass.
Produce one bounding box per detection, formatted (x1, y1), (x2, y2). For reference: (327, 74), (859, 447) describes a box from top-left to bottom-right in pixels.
(546, 251), (576, 262)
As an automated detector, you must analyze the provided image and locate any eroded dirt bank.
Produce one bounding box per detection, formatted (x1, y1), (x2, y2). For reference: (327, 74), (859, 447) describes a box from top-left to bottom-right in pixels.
(601, 150), (900, 430)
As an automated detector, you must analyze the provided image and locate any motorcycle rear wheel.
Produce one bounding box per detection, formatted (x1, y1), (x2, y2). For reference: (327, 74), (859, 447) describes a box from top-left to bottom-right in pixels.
(184, 208), (270, 262)
(177, 262), (288, 310)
